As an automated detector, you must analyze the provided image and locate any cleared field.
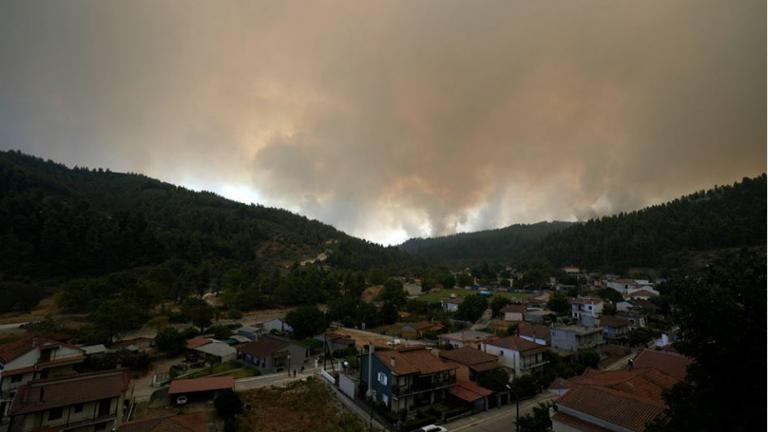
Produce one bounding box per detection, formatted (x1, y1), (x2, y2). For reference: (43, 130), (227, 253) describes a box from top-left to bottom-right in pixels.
(418, 288), (532, 302)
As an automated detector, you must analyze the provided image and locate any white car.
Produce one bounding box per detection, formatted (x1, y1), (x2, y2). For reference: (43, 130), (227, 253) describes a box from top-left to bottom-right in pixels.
(419, 425), (447, 432)
(175, 395), (188, 405)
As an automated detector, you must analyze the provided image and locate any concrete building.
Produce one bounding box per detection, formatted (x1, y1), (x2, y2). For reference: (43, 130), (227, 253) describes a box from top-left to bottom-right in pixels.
(480, 336), (548, 378)
(551, 325), (604, 352)
(438, 330), (494, 350)
(8, 370), (129, 432)
(236, 335), (307, 373)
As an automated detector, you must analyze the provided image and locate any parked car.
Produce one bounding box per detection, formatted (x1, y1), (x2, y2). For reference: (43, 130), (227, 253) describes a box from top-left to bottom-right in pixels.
(418, 426), (447, 432)
(175, 395), (188, 405)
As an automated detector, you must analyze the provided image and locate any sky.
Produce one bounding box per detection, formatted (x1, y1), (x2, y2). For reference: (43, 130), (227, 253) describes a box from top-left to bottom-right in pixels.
(1, 0), (765, 245)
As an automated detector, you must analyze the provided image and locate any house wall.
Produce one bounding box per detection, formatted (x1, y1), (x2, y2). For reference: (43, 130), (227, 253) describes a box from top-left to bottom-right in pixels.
(503, 312), (523, 322)
(480, 344), (520, 374)
(359, 354), (391, 406)
(16, 395), (123, 432)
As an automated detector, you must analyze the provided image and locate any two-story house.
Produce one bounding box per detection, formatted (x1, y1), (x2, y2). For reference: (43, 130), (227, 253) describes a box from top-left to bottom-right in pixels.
(480, 336), (548, 378)
(360, 346), (457, 414)
(569, 298), (603, 326)
(7, 369), (129, 432)
(551, 325), (604, 352)
(0, 337), (85, 428)
(236, 334), (307, 373)
(500, 304), (525, 322)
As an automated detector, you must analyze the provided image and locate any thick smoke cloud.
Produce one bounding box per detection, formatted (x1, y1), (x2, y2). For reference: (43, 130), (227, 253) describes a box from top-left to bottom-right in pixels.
(1, 0), (764, 244)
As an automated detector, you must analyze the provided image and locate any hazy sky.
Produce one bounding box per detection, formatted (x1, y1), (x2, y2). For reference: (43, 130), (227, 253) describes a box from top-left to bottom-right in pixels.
(1, 0), (765, 245)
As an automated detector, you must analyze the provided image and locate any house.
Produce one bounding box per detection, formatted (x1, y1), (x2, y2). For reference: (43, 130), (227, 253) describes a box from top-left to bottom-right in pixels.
(119, 414), (209, 432)
(438, 330), (494, 350)
(626, 289), (659, 300)
(550, 325), (604, 352)
(616, 311), (647, 329)
(599, 316), (630, 340)
(569, 297), (603, 322)
(236, 326), (264, 341)
(185, 338), (236, 363)
(7, 369), (129, 432)
(549, 349), (692, 432)
(480, 336), (548, 378)
(605, 278), (637, 294)
(500, 304), (525, 322)
(438, 347), (499, 382)
(447, 380), (494, 413)
(359, 346), (457, 413)
(632, 349), (692, 381)
(236, 335), (307, 373)
(314, 332), (356, 354)
(549, 367), (680, 432)
(168, 377), (235, 403)
(516, 322), (550, 346)
(486, 320), (515, 335)
(523, 309), (550, 324)
(0, 336), (85, 424)
(441, 298), (464, 313)
(260, 319), (293, 334)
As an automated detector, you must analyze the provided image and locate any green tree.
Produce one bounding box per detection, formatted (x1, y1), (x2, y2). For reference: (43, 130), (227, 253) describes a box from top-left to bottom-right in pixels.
(378, 279), (407, 306)
(455, 295), (488, 322)
(476, 367), (510, 392)
(214, 389), (243, 418)
(285, 305), (327, 339)
(490, 296), (512, 317)
(90, 298), (148, 342)
(181, 297), (215, 331)
(441, 274), (456, 289)
(648, 251), (765, 432)
(456, 273), (473, 288)
(517, 403), (553, 432)
(154, 327), (186, 355)
(547, 293), (570, 315)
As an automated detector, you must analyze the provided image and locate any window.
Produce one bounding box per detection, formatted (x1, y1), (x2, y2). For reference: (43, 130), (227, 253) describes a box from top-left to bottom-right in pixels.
(377, 372), (388, 386)
(74, 404), (84, 413)
(48, 407), (63, 421)
(10, 375), (23, 383)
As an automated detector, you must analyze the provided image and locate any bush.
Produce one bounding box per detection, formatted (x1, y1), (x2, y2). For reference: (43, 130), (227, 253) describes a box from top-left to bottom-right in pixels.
(155, 327), (185, 355)
(214, 389), (243, 418)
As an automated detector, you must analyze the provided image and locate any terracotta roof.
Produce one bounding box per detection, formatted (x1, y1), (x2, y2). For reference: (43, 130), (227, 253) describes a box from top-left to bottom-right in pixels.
(448, 380), (494, 402)
(168, 377), (234, 395)
(557, 385), (665, 432)
(10, 370), (129, 415)
(236, 335), (291, 358)
(633, 349), (692, 381)
(485, 336), (547, 353)
(566, 368), (678, 402)
(119, 414), (209, 432)
(501, 304), (525, 314)
(0, 336), (82, 363)
(599, 316), (630, 328)
(185, 337), (212, 350)
(517, 322), (550, 340)
(376, 347), (457, 376)
(551, 412), (612, 432)
(438, 347), (498, 371)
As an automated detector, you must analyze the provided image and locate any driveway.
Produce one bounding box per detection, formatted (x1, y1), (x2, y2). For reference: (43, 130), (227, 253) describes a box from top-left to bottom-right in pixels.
(448, 392), (555, 432)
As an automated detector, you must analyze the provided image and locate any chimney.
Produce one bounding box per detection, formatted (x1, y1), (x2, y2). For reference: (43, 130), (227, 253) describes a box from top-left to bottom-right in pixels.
(390, 357), (396, 368)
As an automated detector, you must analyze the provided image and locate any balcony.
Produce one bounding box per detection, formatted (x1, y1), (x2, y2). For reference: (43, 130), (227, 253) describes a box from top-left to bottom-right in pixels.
(390, 378), (456, 398)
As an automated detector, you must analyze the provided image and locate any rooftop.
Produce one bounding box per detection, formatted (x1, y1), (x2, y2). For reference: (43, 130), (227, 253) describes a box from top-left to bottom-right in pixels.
(438, 347), (498, 371)
(10, 369), (129, 415)
(517, 322), (550, 340)
(375, 346), (457, 376)
(168, 376), (235, 395)
(552, 325), (603, 335)
(599, 316), (630, 328)
(485, 335), (547, 353)
(633, 349), (692, 381)
(0, 336), (83, 364)
(119, 414), (209, 432)
(236, 335), (293, 358)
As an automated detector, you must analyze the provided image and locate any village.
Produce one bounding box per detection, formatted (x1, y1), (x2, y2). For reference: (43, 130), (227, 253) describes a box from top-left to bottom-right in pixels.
(0, 266), (689, 432)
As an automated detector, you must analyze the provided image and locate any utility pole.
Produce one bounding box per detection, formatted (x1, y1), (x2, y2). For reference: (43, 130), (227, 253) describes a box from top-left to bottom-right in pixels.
(367, 341), (375, 431)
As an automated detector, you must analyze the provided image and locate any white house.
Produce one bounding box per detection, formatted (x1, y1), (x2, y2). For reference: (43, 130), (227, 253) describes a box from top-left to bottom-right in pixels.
(441, 297), (464, 313)
(480, 336), (548, 378)
(261, 318), (294, 334)
(500, 304), (525, 322)
(569, 297), (603, 321)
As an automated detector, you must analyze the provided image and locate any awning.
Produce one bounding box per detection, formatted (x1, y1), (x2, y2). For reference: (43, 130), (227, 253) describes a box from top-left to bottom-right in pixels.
(448, 381), (493, 402)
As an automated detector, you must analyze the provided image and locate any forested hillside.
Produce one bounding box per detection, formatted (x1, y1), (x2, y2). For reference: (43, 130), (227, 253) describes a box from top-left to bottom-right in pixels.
(0, 150), (415, 314)
(400, 221), (573, 263)
(539, 175), (766, 270)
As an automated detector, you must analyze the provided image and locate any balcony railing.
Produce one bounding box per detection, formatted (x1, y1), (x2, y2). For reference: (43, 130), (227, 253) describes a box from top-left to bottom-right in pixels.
(390, 378), (456, 397)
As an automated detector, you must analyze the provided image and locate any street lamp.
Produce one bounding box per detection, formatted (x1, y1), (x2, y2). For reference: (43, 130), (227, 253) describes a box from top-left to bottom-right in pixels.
(506, 384), (519, 432)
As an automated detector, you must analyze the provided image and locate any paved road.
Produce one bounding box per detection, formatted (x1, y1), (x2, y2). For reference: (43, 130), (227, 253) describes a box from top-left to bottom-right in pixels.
(449, 392), (555, 432)
(234, 361), (344, 391)
(471, 308), (493, 331)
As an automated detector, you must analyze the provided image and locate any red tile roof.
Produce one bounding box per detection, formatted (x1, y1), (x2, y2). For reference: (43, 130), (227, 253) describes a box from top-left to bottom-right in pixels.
(485, 336), (547, 353)
(500, 304), (525, 314)
(0, 336), (82, 363)
(119, 414), (209, 432)
(438, 347), (498, 371)
(449, 380), (494, 402)
(517, 322), (550, 340)
(628, 290), (659, 298)
(551, 412), (613, 432)
(376, 346), (457, 376)
(10, 370), (129, 415)
(599, 316), (630, 328)
(557, 385), (665, 432)
(633, 349), (692, 381)
(236, 335), (291, 358)
(168, 377), (234, 395)
(185, 337), (211, 350)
